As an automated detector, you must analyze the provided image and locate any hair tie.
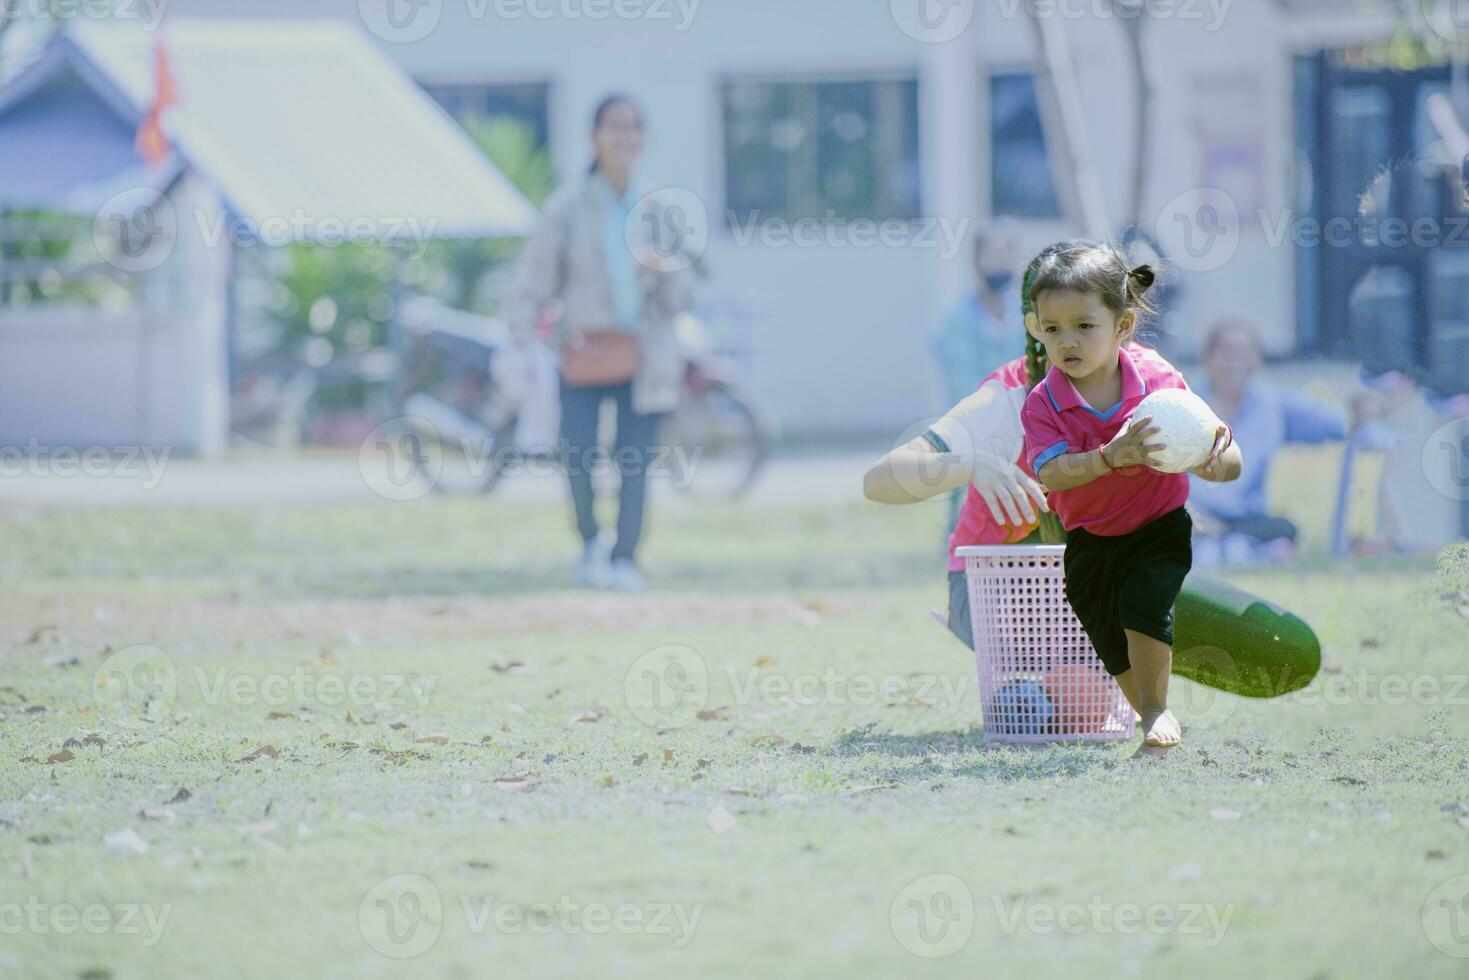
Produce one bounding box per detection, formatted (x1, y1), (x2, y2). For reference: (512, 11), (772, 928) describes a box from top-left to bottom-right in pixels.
(1128, 264), (1155, 290)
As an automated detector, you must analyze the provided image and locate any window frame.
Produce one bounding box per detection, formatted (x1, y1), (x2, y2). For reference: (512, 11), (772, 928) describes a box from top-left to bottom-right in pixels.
(716, 68), (924, 232)
(985, 67), (1063, 221)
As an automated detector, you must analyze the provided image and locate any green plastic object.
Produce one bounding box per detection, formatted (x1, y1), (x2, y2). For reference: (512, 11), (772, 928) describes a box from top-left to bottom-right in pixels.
(1172, 573), (1321, 699)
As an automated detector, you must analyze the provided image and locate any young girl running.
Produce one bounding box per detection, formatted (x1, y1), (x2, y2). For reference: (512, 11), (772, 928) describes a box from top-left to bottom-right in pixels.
(1020, 243), (1242, 752)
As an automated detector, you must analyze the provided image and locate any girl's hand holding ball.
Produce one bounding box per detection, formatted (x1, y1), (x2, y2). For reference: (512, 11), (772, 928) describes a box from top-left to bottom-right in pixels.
(1192, 424), (1233, 480)
(1099, 414), (1166, 471)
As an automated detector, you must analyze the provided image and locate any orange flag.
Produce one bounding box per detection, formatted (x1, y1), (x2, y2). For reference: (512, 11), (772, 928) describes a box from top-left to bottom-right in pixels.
(135, 36), (178, 167)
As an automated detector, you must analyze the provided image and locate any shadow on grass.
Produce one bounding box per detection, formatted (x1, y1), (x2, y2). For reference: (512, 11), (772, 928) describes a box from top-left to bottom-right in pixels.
(831, 723), (1122, 783)
(256, 552), (942, 600)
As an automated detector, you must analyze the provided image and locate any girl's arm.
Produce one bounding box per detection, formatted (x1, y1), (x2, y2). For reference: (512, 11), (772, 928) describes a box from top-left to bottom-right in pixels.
(1035, 414), (1163, 492)
(862, 435), (973, 503)
(863, 381), (1047, 525)
(863, 437), (1047, 526)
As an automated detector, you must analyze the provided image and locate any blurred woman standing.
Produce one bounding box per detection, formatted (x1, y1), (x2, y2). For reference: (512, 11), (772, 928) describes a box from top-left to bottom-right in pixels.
(510, 94), (694, 591)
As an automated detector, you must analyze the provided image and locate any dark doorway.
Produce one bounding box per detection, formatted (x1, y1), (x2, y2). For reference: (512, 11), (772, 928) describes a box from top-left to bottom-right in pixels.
(1296, 52), (1469, 396)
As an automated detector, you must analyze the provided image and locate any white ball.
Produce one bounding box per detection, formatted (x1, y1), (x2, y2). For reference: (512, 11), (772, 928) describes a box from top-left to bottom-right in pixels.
(1128, 388), (1221, 473)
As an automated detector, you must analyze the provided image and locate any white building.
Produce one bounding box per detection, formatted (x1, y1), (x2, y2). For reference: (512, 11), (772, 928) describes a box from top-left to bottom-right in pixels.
(0, 18), (535, 454)
(97, 0), (1464, 436)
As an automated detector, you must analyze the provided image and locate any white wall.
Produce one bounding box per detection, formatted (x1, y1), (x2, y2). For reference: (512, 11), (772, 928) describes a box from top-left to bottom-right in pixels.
(162, 0), (1347, 436)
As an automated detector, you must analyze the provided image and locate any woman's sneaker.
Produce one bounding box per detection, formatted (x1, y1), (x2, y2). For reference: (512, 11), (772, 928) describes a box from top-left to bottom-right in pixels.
(607, 558), (647, 593)
(574, 537), (611, 589)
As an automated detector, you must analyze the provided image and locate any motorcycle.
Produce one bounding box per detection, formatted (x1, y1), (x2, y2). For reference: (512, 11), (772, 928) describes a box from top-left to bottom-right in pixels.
(389, 298), (774, 499)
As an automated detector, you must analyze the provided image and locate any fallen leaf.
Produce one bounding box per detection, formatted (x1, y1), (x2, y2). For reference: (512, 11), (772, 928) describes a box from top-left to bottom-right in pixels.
(82, 734), (105, 748)
(138, 807), (175, 823)
(696, 707), (728, 721)
(632, 753), (648, 765)
(707, 805), (737, 834)
(415, 735), (450, 745)
(750, 735), (786, 747)
(602, 776), (616, 788)
(663, 749), (675, 763)
(725, 787), (756, 797)
(846, 782), (900, 795)
(267, 712), (294, 721)
(167, 787), (192, 804)
(569, 710), (602, 724)
(235, 745), (279, 763)
(493, 776), (536, 793)
(1209, 808), (1242, 821)
(103, 828), (149, 855)
(491, 660), (526, 674)
(45, 749), (74, 765)
(755, 656), (774, 667)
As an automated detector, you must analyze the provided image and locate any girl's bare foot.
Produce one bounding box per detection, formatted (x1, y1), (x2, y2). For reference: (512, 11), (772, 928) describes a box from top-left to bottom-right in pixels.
(1141, 709), (1180, 750)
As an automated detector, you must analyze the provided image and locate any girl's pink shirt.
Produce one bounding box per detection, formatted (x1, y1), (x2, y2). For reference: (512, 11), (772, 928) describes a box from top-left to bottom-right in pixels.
(1021, 345), (1191, 536)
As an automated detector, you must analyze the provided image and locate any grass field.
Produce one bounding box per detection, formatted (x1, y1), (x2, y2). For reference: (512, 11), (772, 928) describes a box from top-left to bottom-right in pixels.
(2, 485), (1468, 979)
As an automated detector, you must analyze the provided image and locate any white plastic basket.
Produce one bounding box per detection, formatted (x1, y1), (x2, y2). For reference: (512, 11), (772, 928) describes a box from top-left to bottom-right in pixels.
(956, 545), (1135, 743)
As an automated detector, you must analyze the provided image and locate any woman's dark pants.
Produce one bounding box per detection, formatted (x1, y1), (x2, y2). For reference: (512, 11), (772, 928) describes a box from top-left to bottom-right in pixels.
(559, 377), (665, 564)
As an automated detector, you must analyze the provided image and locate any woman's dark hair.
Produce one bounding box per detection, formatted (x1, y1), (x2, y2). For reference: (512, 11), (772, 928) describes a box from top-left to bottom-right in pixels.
(1202, 317), (1262, 360)
(587, 93), (643, 176)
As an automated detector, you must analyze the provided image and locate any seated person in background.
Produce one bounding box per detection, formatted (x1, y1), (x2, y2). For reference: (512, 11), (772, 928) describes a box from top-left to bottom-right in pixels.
(930, 227), (1021, 407)
(1186, 318), (1348, 566)
(1350, 369), (1469, 555)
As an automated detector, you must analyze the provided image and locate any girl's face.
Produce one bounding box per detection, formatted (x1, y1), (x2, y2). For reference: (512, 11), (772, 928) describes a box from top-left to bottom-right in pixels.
(1029, 289), (1131, 382)
(593, 101), (644, 176)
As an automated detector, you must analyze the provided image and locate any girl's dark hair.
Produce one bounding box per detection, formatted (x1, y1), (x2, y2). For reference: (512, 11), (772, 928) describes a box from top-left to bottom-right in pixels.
(1021, 240), (1158, 390)
(587, 93), (643, 176)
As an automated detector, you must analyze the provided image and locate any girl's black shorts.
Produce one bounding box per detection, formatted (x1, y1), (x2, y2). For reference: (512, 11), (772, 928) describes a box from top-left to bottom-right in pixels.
(1063, 507), (1193, 676)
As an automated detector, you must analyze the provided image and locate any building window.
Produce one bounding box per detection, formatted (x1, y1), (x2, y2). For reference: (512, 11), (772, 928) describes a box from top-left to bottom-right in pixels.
(419, 81), (552, 152)
(990, 72), (1061, 218)
(722, 75), (920, 224)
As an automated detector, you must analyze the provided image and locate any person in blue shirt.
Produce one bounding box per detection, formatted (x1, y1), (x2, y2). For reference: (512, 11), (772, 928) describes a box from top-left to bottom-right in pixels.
(931, 227), (1022, 406)
(930, 227), (1021, 534)
(1187, 318), (1348, 565)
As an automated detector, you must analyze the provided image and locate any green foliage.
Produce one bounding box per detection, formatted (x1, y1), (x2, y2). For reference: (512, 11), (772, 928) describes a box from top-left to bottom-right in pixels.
(266, 242), (395, 356)
(460, 113), (554, 208)
(1438, 541), (1469, 593)
(419, 113), (552, 311)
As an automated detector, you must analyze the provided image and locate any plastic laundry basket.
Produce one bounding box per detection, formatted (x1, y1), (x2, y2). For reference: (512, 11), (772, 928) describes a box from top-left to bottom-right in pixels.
(955, 545), (1135, 743)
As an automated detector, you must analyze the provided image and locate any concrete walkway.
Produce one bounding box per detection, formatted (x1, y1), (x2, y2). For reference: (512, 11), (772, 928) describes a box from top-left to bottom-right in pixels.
(0, 446), (886, 509)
